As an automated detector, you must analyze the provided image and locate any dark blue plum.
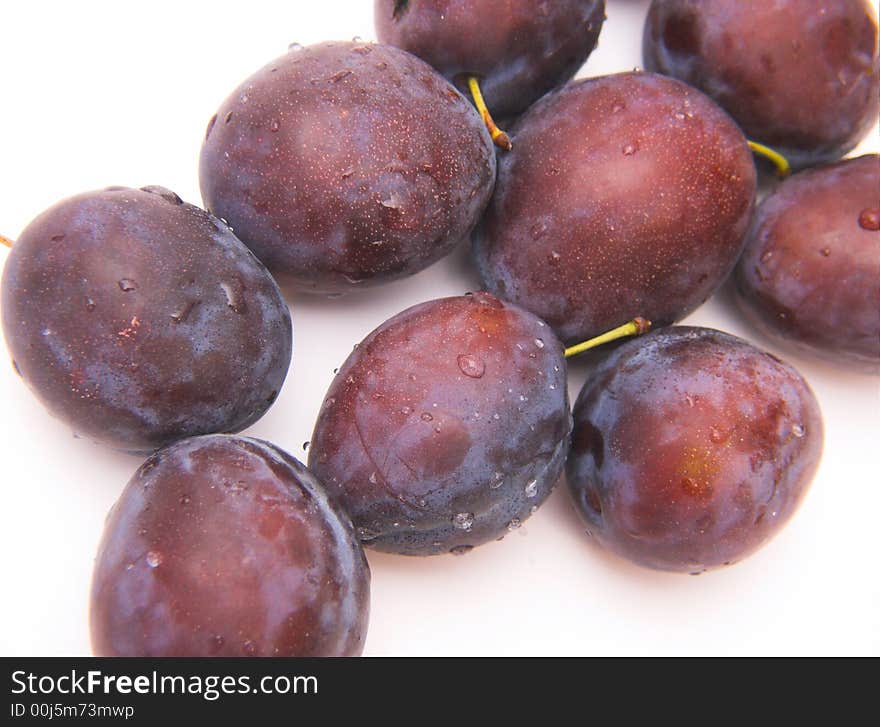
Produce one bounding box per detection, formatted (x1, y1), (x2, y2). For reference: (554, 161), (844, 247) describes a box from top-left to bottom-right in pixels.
(199, 41), (495, 293)
(375, 0), (606, 119)
(1, 186), (292, 453)
(308, 293), (571, 555)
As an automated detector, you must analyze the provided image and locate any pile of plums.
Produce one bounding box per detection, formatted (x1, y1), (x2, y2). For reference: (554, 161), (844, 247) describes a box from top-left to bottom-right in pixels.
(1, 0), (877, 655)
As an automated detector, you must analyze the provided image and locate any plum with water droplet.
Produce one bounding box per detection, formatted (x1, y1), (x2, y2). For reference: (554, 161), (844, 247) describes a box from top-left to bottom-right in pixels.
(566, 327), (823, 573)
(1, 186), (292, 453)
(307, 293), (571, 555)
(374, 0), (606, 119)
(734, 154), (880, 368)
(643, 0), (880, 169)
(90, 435), (369, 656)
(199, 41), (495, 293)
(474, 71), (756, 344)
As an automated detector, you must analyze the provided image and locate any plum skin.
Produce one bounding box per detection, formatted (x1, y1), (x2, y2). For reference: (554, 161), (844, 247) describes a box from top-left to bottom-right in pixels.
(199, 41), (496, 294)
(1, 186), (292, 453)
(643, 0), (880, 169)
(566, 327), (823, 574)
(734, 154), (880, 368)
(474, 71), (756, 344)
(90, 435), (370, 657)
(308, 293), (571, 556)
(374, 0), (606, 119)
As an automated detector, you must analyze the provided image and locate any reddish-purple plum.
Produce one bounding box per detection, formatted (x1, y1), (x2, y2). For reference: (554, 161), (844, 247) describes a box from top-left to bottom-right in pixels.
(643, 0), (880, 168)
(91, 435), (370, 656)
(375, 0), (606, 119)
(734, 154), (880, 368)
(200, 41), (495, 293)
(1, 187), (292, 453)
(474, 72), (756, 344)
(308, 293), (570, 555)
(567, 327), (823, 574)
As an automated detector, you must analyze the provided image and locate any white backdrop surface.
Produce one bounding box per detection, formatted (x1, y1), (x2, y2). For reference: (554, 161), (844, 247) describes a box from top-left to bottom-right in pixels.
(0, 1), (877, 656)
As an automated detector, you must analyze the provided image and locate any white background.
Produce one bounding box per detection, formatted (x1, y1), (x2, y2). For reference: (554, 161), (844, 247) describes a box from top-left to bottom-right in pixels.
(0, 1), (877, 657)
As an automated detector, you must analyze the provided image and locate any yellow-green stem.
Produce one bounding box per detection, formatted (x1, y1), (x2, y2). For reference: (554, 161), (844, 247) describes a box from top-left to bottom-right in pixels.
(748, 141), (791, 178)
(565, 317), (651, 359)
(467, 76), (512, 151)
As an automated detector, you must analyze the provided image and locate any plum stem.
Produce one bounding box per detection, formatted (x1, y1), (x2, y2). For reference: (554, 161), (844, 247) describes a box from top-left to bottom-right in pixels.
(467, 76), (512, 151)
(0, 234), (13, 249)
(564, 318), (651, 359)
(748, 141), (791, 178)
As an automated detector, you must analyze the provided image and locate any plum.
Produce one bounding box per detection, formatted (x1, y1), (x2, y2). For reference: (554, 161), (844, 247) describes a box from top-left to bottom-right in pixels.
(734, 154), (880, 368)
(90, 435), (370, 656)
(1, 186), (292, 453)
(474, 71), (756, 344)
(375, 0), (606, 121)
(643, 0), (880, 168)
(200, 41), (495, 293)
(308, 293), (571, 555)
(567, 327), (823, 573)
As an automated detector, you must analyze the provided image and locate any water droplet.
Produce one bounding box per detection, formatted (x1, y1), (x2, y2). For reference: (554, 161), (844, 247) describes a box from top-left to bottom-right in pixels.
(760, 250), (774, 263)
(530, 505), (538, 515)
(145, 551), (162, 568)
(179, 494), (191, 505)
(457, 353), (485, 378)
(356, 527), (379, 541)
(269, 119), (281, 132)
(170, 300), (196, 324)
(242, 640), (257, 655)
(453, 512), (474, 531)
(525, 480), (538, 498)
(507, 518), (522, 531)
(450, 545), (473, 556)
(330, 70), (352, 83)
(288, 42), (303, 52)
(211, 635), (225, 650)
(224, 111), (233, 124)
(858, 207), (880, 231)
(302, 441), (310, 451)
(420, 412), (433, 422)
(369, 472), (379, 484)
(220, 281), (246, 313)
(622, 143), (638, 156)
(534, 338), (545, 349)
(709, 426), (726, 443)
(611, 102), (625, 113)
(381, 192), (403, 209)
(820, 247), (831, 257)
(530, 222), (547, 239)
(85, 297), (96, 311)
(118, 279), (137, 292)
(400, 405), (413, 416)
(792, 424), (805, 438)
(685, 395), (695, 408)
